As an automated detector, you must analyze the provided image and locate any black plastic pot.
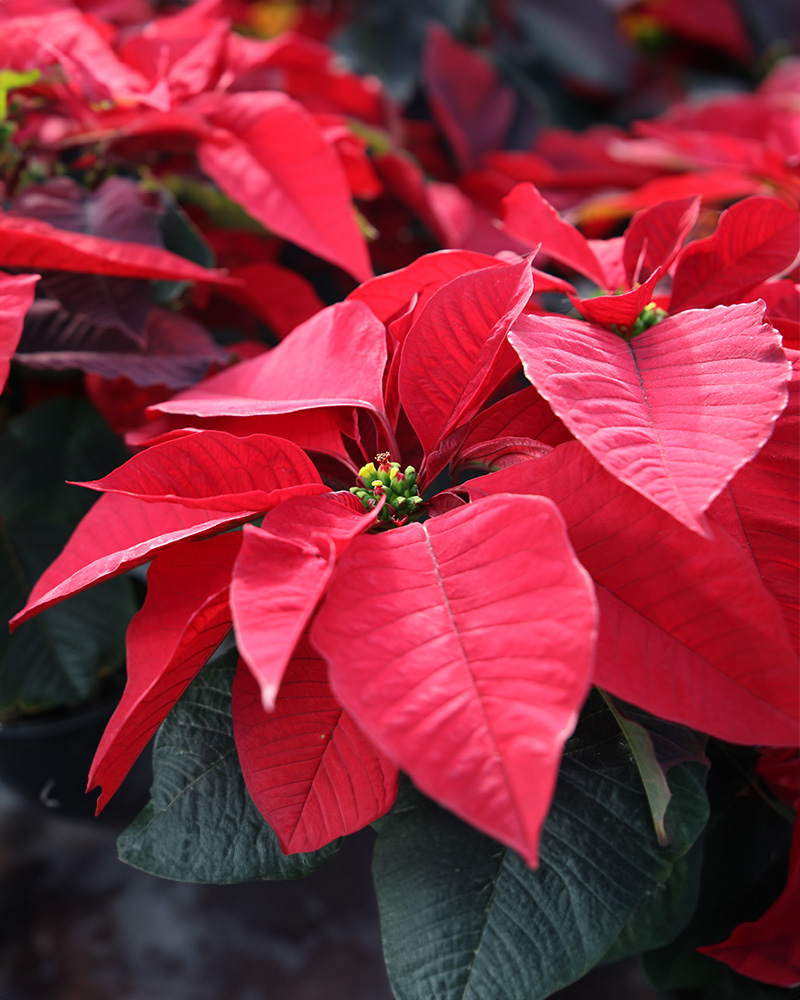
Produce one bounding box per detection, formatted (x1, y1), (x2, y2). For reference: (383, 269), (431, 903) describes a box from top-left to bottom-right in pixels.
(0, 698), (151, 826)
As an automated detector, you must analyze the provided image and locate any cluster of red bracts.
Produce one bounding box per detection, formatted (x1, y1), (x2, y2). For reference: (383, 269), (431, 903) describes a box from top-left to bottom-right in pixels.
(11, 193), (798, 881)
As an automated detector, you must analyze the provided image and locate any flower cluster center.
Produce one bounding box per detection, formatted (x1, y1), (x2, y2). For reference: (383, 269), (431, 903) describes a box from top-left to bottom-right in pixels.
(351, 453), (424, 527)
(631, 301), (669, 336)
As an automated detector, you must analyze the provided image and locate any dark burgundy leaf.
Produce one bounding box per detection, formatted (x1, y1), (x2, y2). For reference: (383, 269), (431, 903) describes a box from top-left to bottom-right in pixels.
(16, 303), (230, 388)
(0, 211), (235, 284)
(13, 175), (165, 341)
(423, 24), (515, 172)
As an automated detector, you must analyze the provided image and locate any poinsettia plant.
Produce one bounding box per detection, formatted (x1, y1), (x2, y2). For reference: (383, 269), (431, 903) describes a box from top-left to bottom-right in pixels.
(11, 186), (800, 995)
(3, 1), (799, 997)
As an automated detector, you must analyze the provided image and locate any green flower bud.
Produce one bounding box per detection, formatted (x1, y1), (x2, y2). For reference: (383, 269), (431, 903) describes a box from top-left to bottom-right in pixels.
(358, 462), (377, 485)
(352, 454), (425, 527)
(631, 302), (668, 337)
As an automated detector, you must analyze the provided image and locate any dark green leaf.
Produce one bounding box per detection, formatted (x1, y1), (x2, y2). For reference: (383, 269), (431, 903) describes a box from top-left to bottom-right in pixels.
(642, 743), (795, 999)
(599, 693), (711, 966)
(372, 691), (709, 1000)
(0, 396), (130, 523)
(164, 175), (267, 234)
(117, 651), (341, 883)
(152, 192), (216, 305)
(601, 835), (704, 966)
(0, 526), (134, 709)
(0, 398), (135, 711)
(650, 965), (797, 1000)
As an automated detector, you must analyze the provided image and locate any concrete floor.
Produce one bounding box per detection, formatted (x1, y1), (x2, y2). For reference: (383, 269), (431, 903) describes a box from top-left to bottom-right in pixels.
(0, 780), (393, 1000)
(0, 780), (663, 1000)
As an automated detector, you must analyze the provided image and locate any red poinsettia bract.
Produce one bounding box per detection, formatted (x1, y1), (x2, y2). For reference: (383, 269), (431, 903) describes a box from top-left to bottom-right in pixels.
(0, 270), (39, 392)
(0, 2), (377, 282)
(10, 239), (798, 870)
(699, 816), (800, 988)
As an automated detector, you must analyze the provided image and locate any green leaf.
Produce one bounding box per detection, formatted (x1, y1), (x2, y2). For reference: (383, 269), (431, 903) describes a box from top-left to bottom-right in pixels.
(0, 396), (130, 524)
(164, 175), (268, 234)
(642, 743), (796, 999)
(117, 651), (341, 883)
(0, 525), (134, 709)
(601, 830), (704, 966)
(601, 690), (673, 845)
(601, 690), (709, 846)
(372, 690), (709, 1000)
(599, 695), (711, 967)
(0, 398), (136, 712)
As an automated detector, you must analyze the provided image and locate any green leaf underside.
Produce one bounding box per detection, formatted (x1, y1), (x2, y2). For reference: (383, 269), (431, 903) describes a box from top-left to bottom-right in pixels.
(601, 690), (708, 849)
(117, 651), (340, 883)
(373, 691), (709, 1000)
(601, 690), (673, 845)
(165, 175), (268, 234)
